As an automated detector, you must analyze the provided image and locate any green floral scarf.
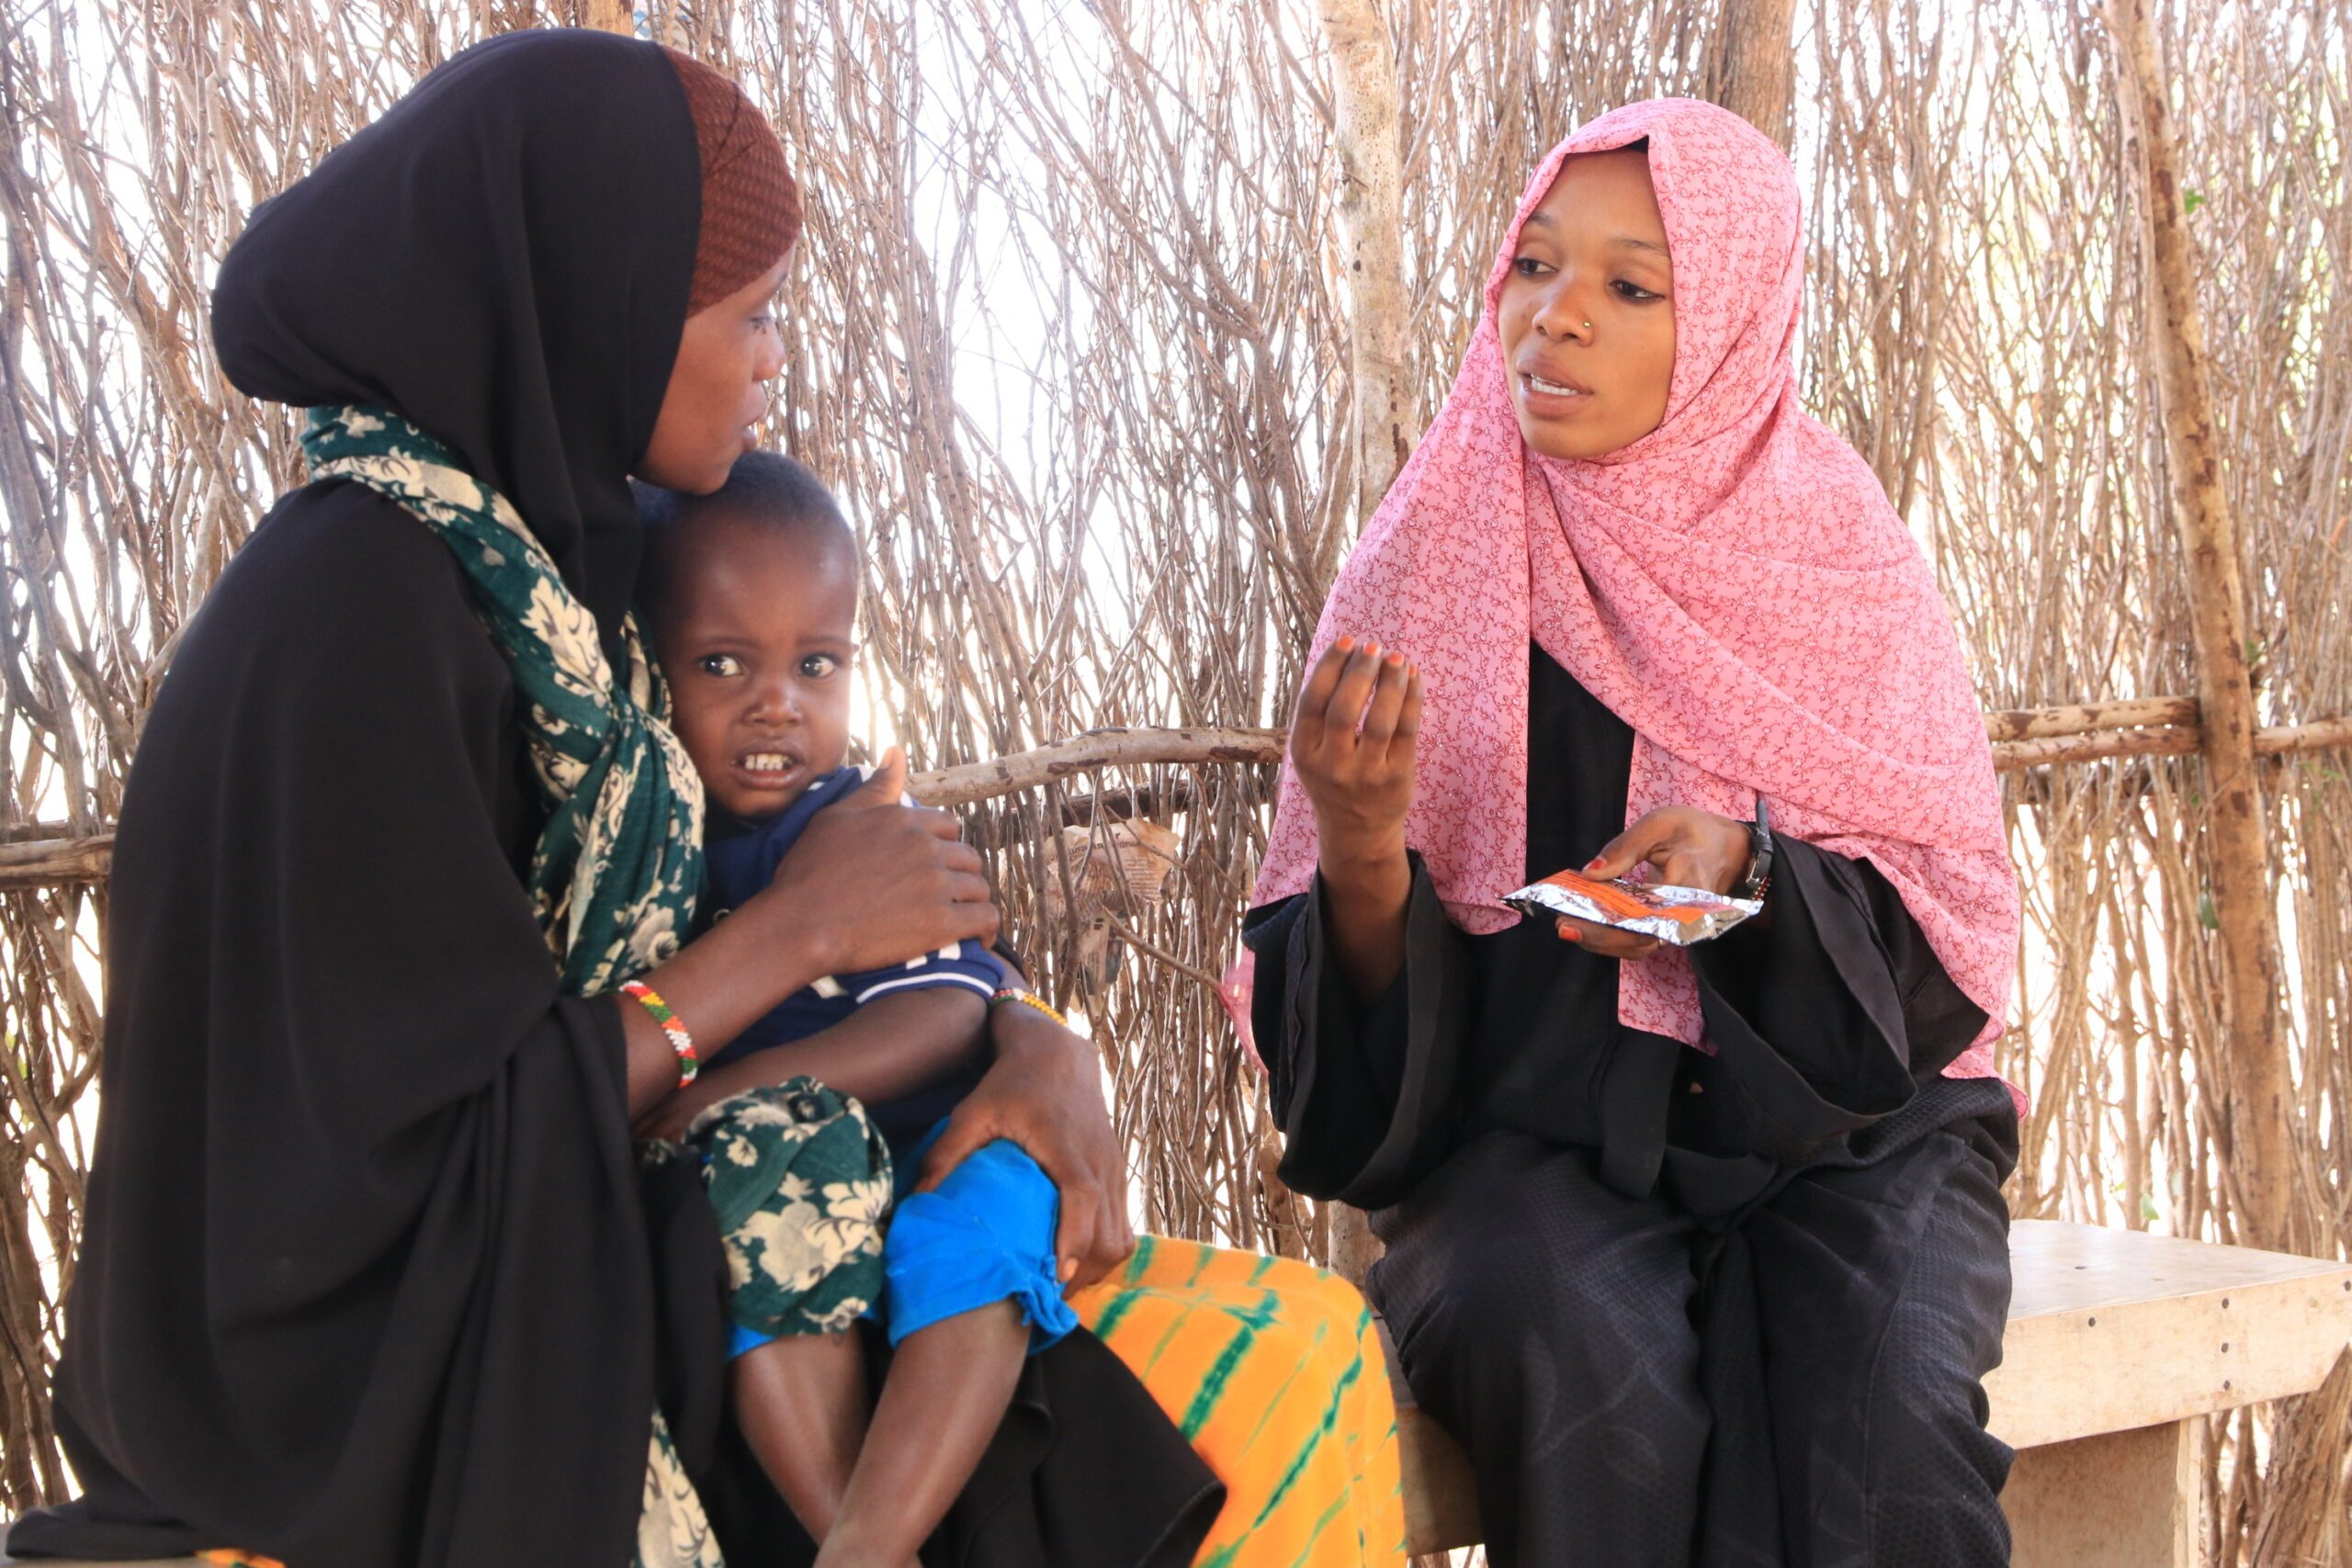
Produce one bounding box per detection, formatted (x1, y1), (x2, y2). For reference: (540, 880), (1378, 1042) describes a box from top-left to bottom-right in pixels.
(302, 404), (704, 996)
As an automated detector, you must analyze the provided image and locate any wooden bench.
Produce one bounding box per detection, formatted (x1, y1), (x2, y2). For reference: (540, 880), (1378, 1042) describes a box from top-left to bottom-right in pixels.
(1396, 1219), (2352, 1565)
(10, 1222), (2348, 1568)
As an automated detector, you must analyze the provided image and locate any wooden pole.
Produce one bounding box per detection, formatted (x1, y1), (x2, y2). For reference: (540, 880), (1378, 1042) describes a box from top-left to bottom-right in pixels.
(1314, 0), (1410, 1286)
(581, 0), (633, 36)
(1317, 0), (1413, 530)
(2109, 0), (2293, 1249)
(1702, 0), (1802, 152)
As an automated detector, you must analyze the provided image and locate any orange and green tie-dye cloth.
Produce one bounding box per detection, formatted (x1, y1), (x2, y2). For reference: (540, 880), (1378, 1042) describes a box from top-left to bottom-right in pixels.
(1071, 1235), (1408, 1568)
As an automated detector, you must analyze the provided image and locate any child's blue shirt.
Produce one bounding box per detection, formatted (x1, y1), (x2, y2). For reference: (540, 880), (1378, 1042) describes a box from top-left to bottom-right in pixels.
(701, 763), (997, 1155)
(699, 764), (1074, 1357)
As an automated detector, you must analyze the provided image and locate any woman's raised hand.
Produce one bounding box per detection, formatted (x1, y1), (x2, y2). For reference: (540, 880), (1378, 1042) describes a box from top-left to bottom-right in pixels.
(1290, 637), (1422, 999)
(1290, 637), (1423, 873)
(759, 748), (1000, 975)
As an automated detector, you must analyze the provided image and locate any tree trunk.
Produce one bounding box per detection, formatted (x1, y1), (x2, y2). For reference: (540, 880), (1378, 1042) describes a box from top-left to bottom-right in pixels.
(1702, 0), (1801, 152)
(1317, 0), (1413, 531)
(2109, 0), (2294, 1252)
(582, 0), (632, 35)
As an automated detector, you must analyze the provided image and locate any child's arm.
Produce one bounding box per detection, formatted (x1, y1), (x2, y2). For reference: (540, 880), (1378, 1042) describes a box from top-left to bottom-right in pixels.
(637, 987), (989, 1142)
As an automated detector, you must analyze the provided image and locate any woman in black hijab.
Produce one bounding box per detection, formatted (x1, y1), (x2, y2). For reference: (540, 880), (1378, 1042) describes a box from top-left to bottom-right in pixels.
(7, 29), (1201, 1568)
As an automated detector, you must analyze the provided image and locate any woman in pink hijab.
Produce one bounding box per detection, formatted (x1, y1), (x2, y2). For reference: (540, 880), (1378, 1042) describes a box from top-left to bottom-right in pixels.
(1247, 100), (2022, 1566)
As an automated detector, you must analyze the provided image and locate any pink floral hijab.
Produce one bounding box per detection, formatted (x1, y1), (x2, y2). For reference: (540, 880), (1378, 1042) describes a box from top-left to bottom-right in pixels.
(1251, 98), (2018, 1080)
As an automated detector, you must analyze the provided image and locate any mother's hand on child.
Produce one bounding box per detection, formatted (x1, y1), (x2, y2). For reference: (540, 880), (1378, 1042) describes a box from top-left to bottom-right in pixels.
(1291, 637), (1422, 870)
(915, 999), (1135, 1290)
(1555, 804), (1754, 960)
(762, 747), (1000, 973)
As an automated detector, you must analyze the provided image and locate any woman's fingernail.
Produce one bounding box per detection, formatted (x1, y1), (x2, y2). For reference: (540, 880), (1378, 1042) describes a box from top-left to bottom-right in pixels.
(1385, 650), (1406, 667)
(1583, 859), (1606, 874)
(1557, 923), (1580, 942)
(1335, 636), (1355, 652)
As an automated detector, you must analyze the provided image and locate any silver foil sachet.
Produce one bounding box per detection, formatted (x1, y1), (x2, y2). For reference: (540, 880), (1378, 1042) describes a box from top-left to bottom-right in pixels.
(1501, 868), (1761, 946)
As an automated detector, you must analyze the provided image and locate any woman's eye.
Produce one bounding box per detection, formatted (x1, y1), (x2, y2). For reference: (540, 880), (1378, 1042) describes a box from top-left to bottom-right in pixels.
(696, 653), (743, 678)
(800, 653), (840, 679)
(1612, 279), (1661, 301)
(1512, 256), (1550, 278)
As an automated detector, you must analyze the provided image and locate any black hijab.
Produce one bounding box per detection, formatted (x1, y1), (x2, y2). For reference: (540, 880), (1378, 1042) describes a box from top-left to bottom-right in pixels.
(210, 26), (698, 637)
(7, 29), (707, 1567)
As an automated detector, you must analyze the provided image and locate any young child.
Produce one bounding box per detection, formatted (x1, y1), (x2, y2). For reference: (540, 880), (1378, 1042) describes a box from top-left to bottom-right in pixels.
(637, 452), (1076, 1568)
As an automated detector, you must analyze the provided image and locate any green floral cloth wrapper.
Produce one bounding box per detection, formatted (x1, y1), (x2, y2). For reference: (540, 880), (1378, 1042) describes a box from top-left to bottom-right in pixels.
(638, 1410), (720, 1568)
(665, 1079), (894, 1341)
(629, 1086), (890, 1567)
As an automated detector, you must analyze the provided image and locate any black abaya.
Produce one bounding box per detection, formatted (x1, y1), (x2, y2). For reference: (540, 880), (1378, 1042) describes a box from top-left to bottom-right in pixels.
(1246, 645), (2018, 1568)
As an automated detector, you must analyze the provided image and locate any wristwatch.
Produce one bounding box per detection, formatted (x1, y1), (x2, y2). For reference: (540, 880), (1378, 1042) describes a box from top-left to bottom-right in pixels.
(1731, 799), (1775, 901)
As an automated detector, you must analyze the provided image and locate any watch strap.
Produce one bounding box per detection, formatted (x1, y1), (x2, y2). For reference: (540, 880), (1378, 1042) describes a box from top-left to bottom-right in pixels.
(1733, 800), (1775, 900)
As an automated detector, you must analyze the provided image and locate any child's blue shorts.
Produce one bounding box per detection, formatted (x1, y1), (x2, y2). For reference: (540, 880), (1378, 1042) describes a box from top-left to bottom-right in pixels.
(726, 1121), (1080, 1359)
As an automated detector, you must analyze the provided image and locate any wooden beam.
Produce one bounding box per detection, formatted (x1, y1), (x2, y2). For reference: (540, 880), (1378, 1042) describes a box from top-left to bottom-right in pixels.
(1983, 695), (2199, 742)
(909, 727), (1284, 809)
(0, 834), (111, 892)
(6, 710), (2344, 889)
(1995, 727), (2201, 771)
(2109, 0), (2294, 1249)
(2260, 715), (2352, 758)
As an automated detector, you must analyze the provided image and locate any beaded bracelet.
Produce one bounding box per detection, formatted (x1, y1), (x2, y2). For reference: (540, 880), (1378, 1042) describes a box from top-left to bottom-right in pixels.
(619, 979), (698, 1088)
(989, 987), (1069, 1029)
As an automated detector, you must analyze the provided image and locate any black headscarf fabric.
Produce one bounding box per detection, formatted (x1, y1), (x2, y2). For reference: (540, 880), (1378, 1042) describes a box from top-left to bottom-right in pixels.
(7, 29), (704, 1567)
(209, 27), (698, 637)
